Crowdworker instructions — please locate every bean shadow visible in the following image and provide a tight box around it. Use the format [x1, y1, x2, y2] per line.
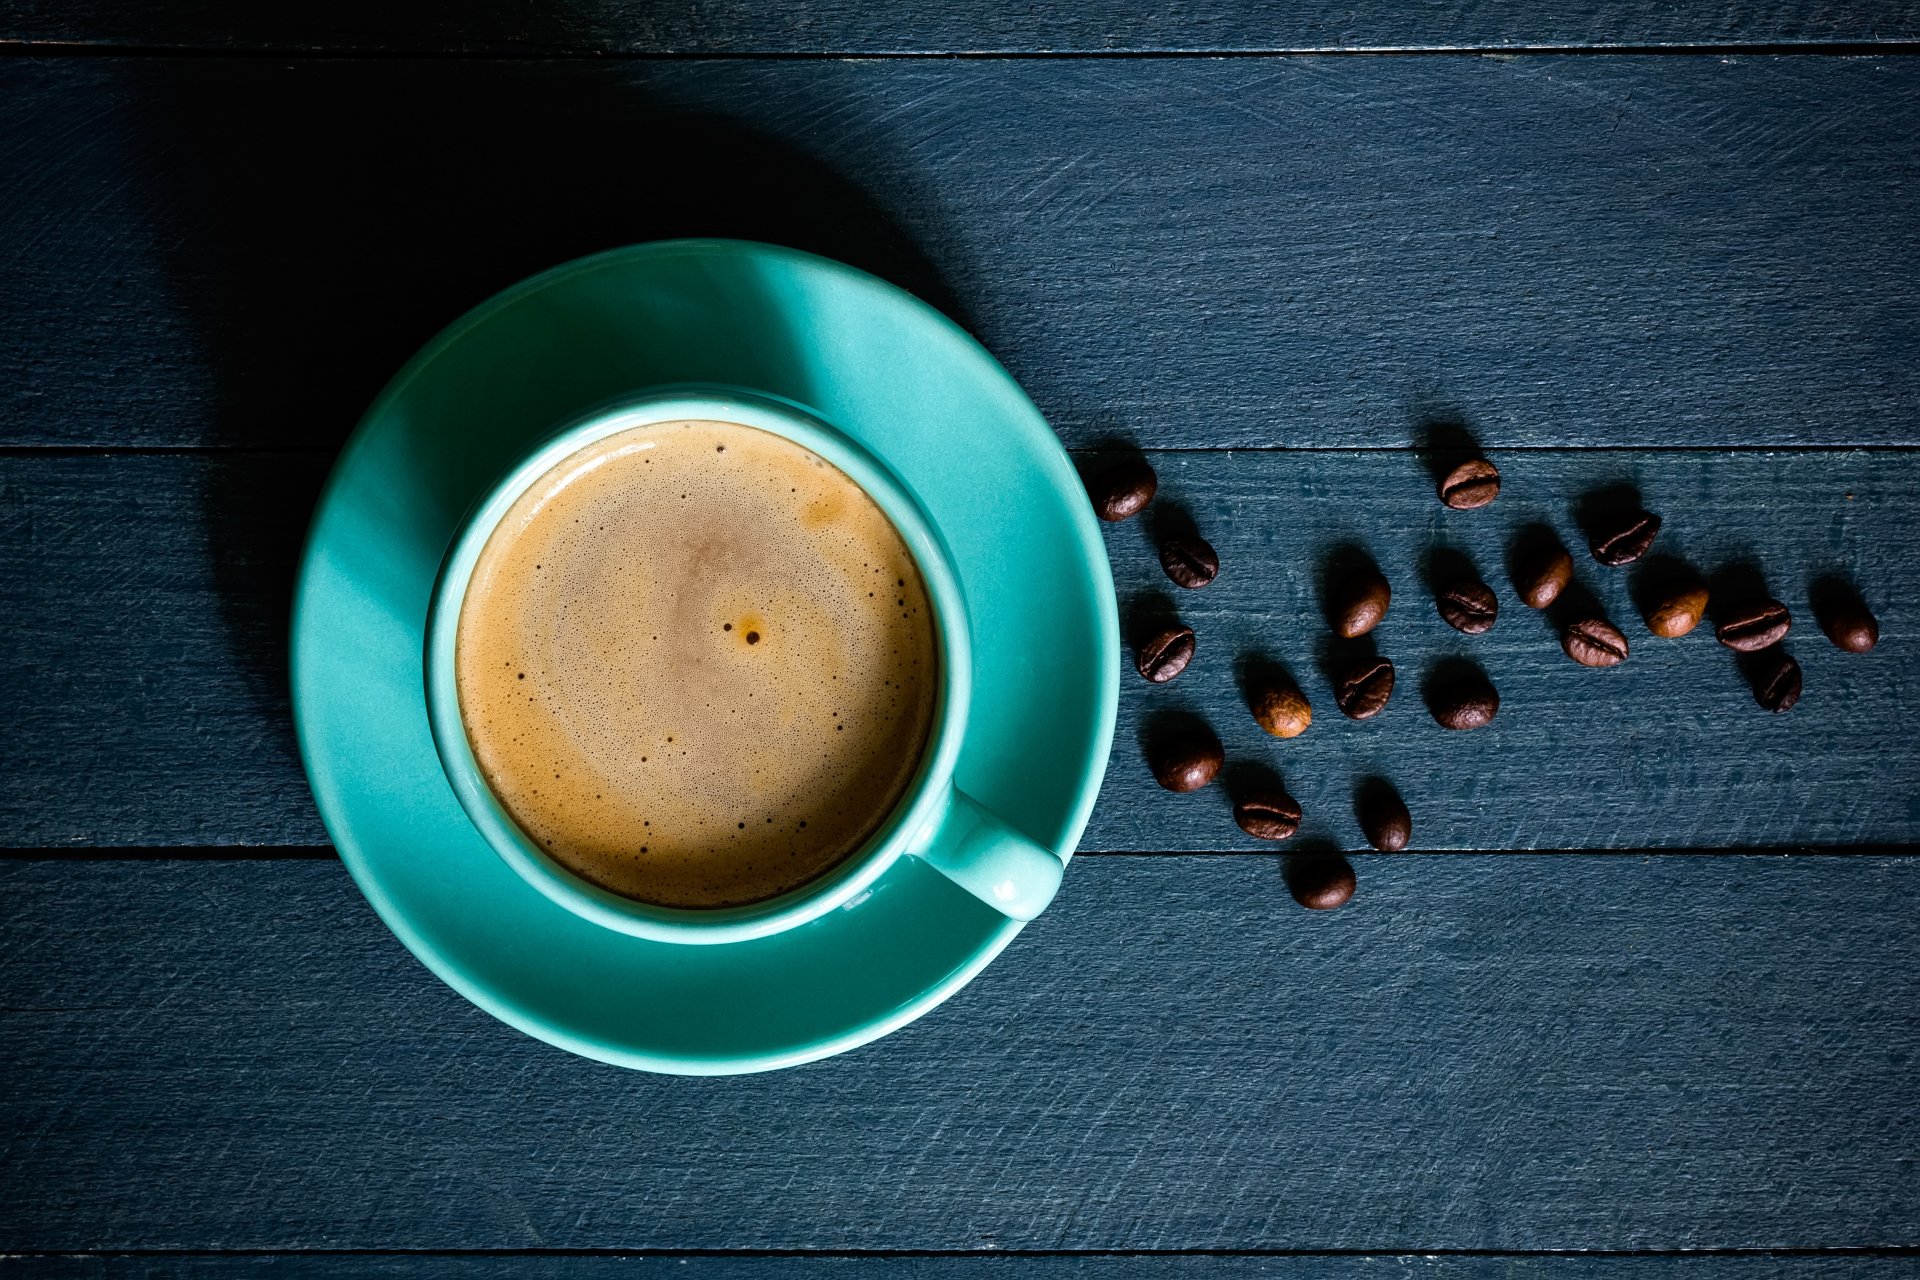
[1809, 571, 1871, 639]
[1317, 542, 1384, 634]
[138, 64, 969, 766]
[1572, 481, 1647, 555]
[1235, 650, 1307, 718]
[1411, 412, 1485, 492]
[1124, 589, 1187, 657]
[1353, 774, 1405, 835]
[1629, 553, 1707, 634]
[1504, 521, 1567, 610]
[1281, 838, 1351, 900]
[1421, 655, 1493, 722]
[1705, 558, 1774, 633]
[1221, 757, 1288, 806]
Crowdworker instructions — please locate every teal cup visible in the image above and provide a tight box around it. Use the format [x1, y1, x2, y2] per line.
[423, 387, 1067, 945]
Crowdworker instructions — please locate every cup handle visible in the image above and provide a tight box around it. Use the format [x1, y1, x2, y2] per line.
[911, 789, 1065, 922]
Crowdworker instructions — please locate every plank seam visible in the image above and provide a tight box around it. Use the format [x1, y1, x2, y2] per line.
[7, 1246, 1920, 1259]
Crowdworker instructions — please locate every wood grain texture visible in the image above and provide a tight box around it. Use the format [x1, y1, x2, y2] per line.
[2, 56, 1917, 451]
[6, 450, 1916, 851]
[2, 856, 1916, 1251]
[11, 1260, 1920, 1279]
[3, 0, 1918, 54]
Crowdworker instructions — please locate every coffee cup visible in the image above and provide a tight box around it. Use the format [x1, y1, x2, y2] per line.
[423, 387, 1066, 944]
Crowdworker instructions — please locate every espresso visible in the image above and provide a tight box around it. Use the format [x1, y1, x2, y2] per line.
[455, 419, 939, 909]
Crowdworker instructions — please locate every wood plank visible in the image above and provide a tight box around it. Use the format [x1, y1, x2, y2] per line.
[5, 449, 1916, 851]
[2, 55, 1917, 451]
[1, 0, 1913, 54]
[2, 856, 1915, 1250]
[9, 1258, 1920, 1278]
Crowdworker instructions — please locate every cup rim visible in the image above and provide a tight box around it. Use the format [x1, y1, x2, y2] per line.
[422, 385, 973, 945]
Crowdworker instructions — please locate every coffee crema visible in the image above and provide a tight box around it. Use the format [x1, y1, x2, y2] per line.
[454, 419, 939, 909]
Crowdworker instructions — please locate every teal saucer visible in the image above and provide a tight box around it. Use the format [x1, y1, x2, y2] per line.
[290, 240, 1118, 1074]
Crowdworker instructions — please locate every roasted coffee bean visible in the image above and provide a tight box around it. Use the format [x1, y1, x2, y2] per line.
[1159, 535, 1219, 589]
[1290, 857, 1356, 911]
[1588, 509, 1662, 566]
[1147, 725, 1223, 793]
[1085, 457, 1157, 522]
[1135, 625, 1196, 683]
[1513, 540, 1574, 609]
[1234, 788, 1302, 841]
[1249, 672, 1313, 739]
[1436, 579, 1499, 635]
[1821, 602, 1879, 654]
[1752, 649, 1803, 713]
[1645, 583, 1709, 638]
[1562, 618, 1629, 667]
[1429, 669, 1499, 730]
[1332, 655, 1395, 719]
[1716, 599, 1791, 652]
[1359, 788, 1412, 852]
[1438, 458, 1501, 510]
[1330, 568, 1391, 638]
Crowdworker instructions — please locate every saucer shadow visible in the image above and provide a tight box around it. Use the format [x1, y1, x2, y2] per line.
[142, 66, 972, 768]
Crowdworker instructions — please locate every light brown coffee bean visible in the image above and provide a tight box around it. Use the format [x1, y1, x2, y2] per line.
[1235, 789, 1302, 841]
[1135, 625, 1195, 683]
[1249, 673, 1312, 739]
[1439, 458, 1501, 510]
[1562, 618, 1629, 667]
[1330, 568, 1391, 638]
[1645, 584, 1709, 638]
[1159, 535, 1219, 589]
[1147, 725, 1223, 793]
[1290, 858, 1356, 910]
[1085, 458, 1157, 522]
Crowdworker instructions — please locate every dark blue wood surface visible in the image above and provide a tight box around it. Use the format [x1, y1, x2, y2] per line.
[2, 4, 1918, 1273]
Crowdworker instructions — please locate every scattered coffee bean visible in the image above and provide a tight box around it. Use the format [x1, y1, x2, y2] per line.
[1820, 601, 1879, 654]
[1135, 625, 1196, 683]
[1234, 788, 1302, 841]
[1716, 599, 1791, 652]
[1430, 668, 1500, 730]
[1249, 671, 1313, 739]
[1562, 618, 1629, 667]
[1751, 649, 1802, 713]
[1588, 509, 1662, 567]
[1359, 787, 1412, 852]
[1645, 582, 1709, 638]
[1332, 655, 1395, 719]
[1085, 457, 1156, 522]
[1290, 857, 1356, 911]
[1330, 567, 1391, 638]
[1160, 535, 1219, 589]
[1513, 540, 1574, 609]
[1436, 578, 1499, 635]
[1438, 458, 1500, 510]
[1147, 725, 1224, 793]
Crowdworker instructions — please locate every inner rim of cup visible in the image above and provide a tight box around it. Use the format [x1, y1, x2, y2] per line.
[423, 386, 973, 943]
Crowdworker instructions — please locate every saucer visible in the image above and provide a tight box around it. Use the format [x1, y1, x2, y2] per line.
[290, 240, 1118, 1074]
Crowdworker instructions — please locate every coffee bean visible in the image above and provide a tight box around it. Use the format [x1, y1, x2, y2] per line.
[1512, 540, 1574, 609]
[1429, 668, 1499, 730]
[1820, 602, 1879, 654]
[1562, 618, 1629, 667]
[1588, 509, 1661, 566]
[1438, 458, 1500, 510]
[1290, 857, 1356, 911]
[1135, 625, 1196, 683]
[1751, 648, 1803, 713]
[1249, 672, 1313, 739]
[1436, 578, 1499, 635]
[1330, 568, 1391, 638]
[1147, 725, 1223, 793]
[1085, 457, 1156, 522]
[1332, 655, 1395, 719]
[1234, 788, 1302, 841]
[1358, 788, 1412, 852]
[1159, 535, 1219, 589]
[1716, 599, 1791, 652]
[1645, 583, 1709, 638]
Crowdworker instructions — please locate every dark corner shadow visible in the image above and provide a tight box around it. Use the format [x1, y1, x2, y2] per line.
[1409, 404, 1483, 490]
[136, 61, 969, 742]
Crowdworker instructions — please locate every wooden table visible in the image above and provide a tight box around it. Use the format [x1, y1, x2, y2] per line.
[4, 3, 1918, 1273]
